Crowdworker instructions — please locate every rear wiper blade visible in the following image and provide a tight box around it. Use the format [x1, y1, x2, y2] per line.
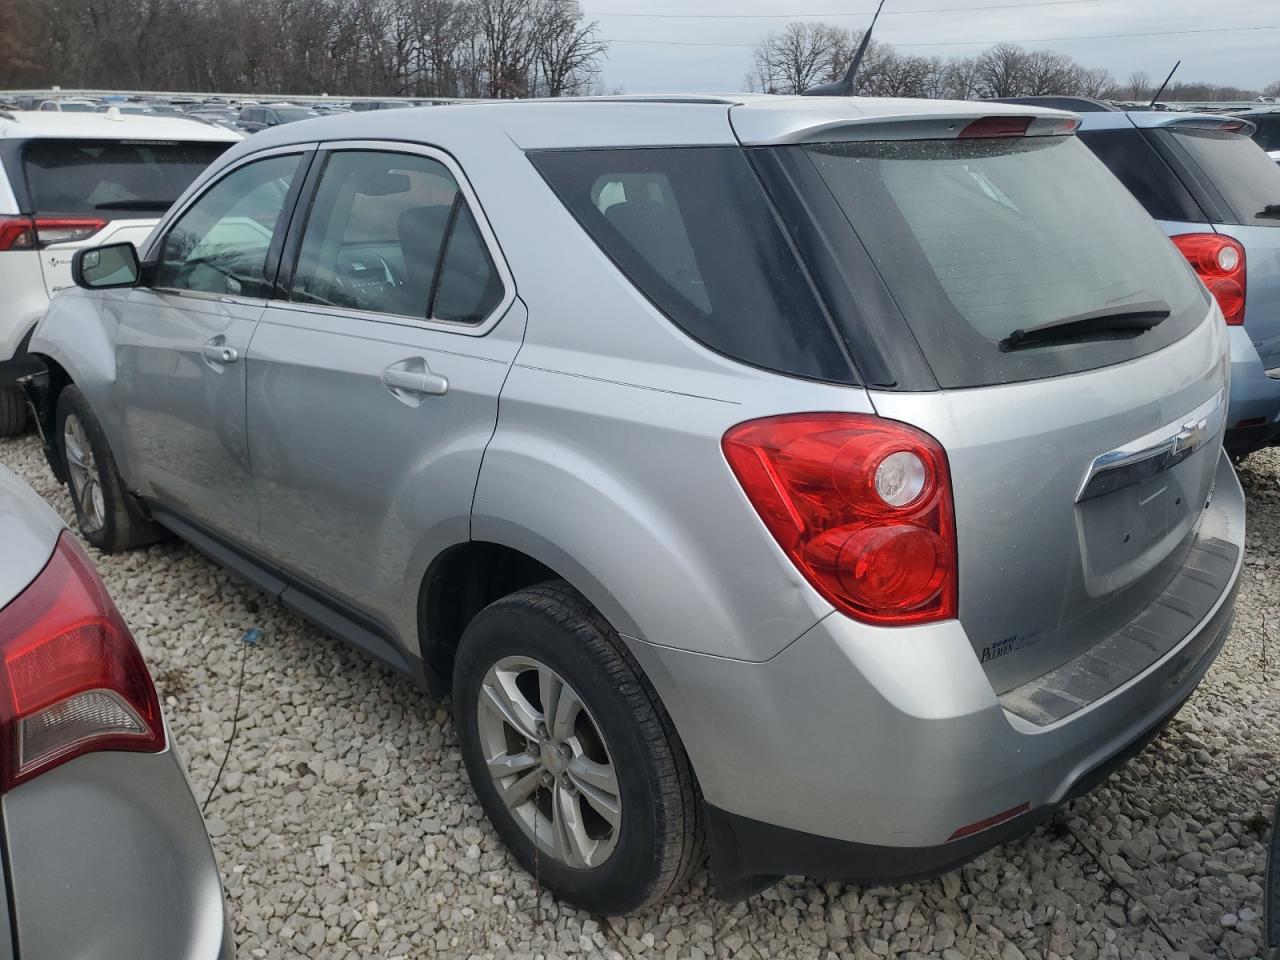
[999, 299, 1171, 353]
[94, 199, 174, 210]
[1256, 203, 1280, 219]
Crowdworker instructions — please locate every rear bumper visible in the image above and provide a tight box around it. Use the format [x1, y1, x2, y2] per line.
[1, 743, 233, 959]
[630, 450, 1245, 894]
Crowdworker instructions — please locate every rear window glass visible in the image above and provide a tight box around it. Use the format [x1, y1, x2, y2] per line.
[1158, 128, 1280, 228]
[530, 147, 853, 384]
[22, 139, 229, 218]
[1077, 128, 1205, 223]
[1249, 117, 1280, 153]
[799, 135, 1208, 389]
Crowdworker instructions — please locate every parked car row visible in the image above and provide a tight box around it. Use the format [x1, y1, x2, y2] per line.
[6, 94, 1257, 924]
[0, 93, 451, 136]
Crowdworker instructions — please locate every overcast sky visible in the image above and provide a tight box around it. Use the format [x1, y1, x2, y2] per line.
[582, 0, 1278, 94]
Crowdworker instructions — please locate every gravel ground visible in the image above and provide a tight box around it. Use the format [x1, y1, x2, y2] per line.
[3, 430, 1279, 960]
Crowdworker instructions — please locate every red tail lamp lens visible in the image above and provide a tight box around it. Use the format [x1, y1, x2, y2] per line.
[1172, 233, 1247, 325]
[0, 533, 163, 790]
[0, 216, 105, 251]
[723, 414, 958, 626]
[32, 217, 106, 246]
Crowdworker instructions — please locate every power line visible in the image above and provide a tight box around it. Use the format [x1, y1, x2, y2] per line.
[607, 22, 1280, 49]
[899, 22, 1280, 46]
[591, 0, 1098, 19]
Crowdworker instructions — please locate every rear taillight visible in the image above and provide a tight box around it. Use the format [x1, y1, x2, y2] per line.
[0, 216, 35, 251]
[1172, 233, 1246, 325]
[723, 414, 958, 626]
[0, 215, 105, 251]
[0, 532, 163, 790]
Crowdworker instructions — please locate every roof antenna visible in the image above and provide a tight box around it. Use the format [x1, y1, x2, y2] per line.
[803, 0, 888, 97]
[1148, 60, 1180, 109]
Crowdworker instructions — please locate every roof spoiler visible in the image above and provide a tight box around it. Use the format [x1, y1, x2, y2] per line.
[1161, 115, 1257, 136]
[733, 109, 1081, 146]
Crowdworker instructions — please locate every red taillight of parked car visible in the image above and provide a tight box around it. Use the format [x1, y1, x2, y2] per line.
[0, 215, 106, 251]
[1172, 233, 1246, 325]
[723, 414, 958, 626]
[0, 532, 163, 790]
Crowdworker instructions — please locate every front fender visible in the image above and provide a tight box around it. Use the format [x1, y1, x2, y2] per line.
[28, 289, 130, 479]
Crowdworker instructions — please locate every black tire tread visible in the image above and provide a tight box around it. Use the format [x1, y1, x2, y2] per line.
[464, 580, 704, 911]
[0, 386, 27, 437]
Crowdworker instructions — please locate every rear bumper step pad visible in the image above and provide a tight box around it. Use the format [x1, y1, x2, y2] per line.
[999, 536, 1239, 726]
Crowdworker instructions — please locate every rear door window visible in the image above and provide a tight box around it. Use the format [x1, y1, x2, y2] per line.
[1077, 128, 1206, 223]
[1156, 127, 1280, 227]
[531, 147, 853, 383]
[20, 139, 230, 219]
[794, 134, 1208, 389]
[290, 149, 503, 323]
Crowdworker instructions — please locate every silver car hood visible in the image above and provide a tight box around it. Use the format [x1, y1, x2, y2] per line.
[0, 465, 62, 610]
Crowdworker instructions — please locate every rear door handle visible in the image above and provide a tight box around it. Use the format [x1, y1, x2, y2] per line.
[201, 339, 239, 366]
[381, 363, 448, 397]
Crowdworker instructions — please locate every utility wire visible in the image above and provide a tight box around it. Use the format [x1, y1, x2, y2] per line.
[591, 0, 1098, 19]
[607, 22, 1280, 48]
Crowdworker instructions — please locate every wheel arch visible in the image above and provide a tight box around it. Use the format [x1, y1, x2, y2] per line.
[416, 537, 644, 694]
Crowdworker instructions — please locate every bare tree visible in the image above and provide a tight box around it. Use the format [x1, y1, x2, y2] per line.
[747, 22, 845, 95]
[943, 57, 982, 100]
[1125, 70, 1151, 101]
[532, 0, 606, 97]
[974, 43, 1029, 98]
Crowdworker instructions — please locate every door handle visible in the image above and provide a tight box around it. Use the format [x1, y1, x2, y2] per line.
[201, 340, 239, 365]
[381, 364, 448, 397]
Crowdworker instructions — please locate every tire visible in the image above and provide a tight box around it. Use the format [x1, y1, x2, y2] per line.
[0, 386, 27, 437]
[55, 385, 165, 553]
[453, 580, 702, 915]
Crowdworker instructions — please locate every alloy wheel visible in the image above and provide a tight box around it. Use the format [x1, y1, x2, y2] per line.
[475, 656, 622, 869]
[63, 414, 105, 532]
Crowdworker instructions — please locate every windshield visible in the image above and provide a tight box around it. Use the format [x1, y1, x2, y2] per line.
[275, 107, 318, 123]
[796, 134, 1208, 388]
[1159, 127, 1280, 227]
[22, 139, 231, 218]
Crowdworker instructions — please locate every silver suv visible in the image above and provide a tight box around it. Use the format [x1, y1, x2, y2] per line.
[22, 96, 1245, 914]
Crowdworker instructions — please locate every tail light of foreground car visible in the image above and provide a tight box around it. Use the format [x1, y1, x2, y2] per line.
[1172, 233, 1246, 325]
[723, 414, 958, 626]
[0, 215, 107, 251]
[0, 532, 163, 790]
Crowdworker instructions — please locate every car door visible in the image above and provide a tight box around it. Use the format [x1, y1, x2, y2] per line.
[114, 146, 312, 545]
[247, 142, 524, 628]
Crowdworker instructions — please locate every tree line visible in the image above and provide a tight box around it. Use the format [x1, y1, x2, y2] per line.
[2, 2, 1276, 105]
[0, 0, 608, 98]
[745, 22, 1280, 102]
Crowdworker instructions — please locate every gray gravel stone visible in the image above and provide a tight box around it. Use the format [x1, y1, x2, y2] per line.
[5, 433, 1279, 960]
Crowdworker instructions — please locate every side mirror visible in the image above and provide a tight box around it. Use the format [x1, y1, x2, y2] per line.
[73, 242, 141, 289]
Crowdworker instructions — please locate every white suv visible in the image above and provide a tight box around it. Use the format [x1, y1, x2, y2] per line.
[0, 110, 239, 434]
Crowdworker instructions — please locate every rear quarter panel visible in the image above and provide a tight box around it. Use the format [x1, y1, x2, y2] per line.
[459, 122, 867, 661]
[1213, 222, 1280, 371]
